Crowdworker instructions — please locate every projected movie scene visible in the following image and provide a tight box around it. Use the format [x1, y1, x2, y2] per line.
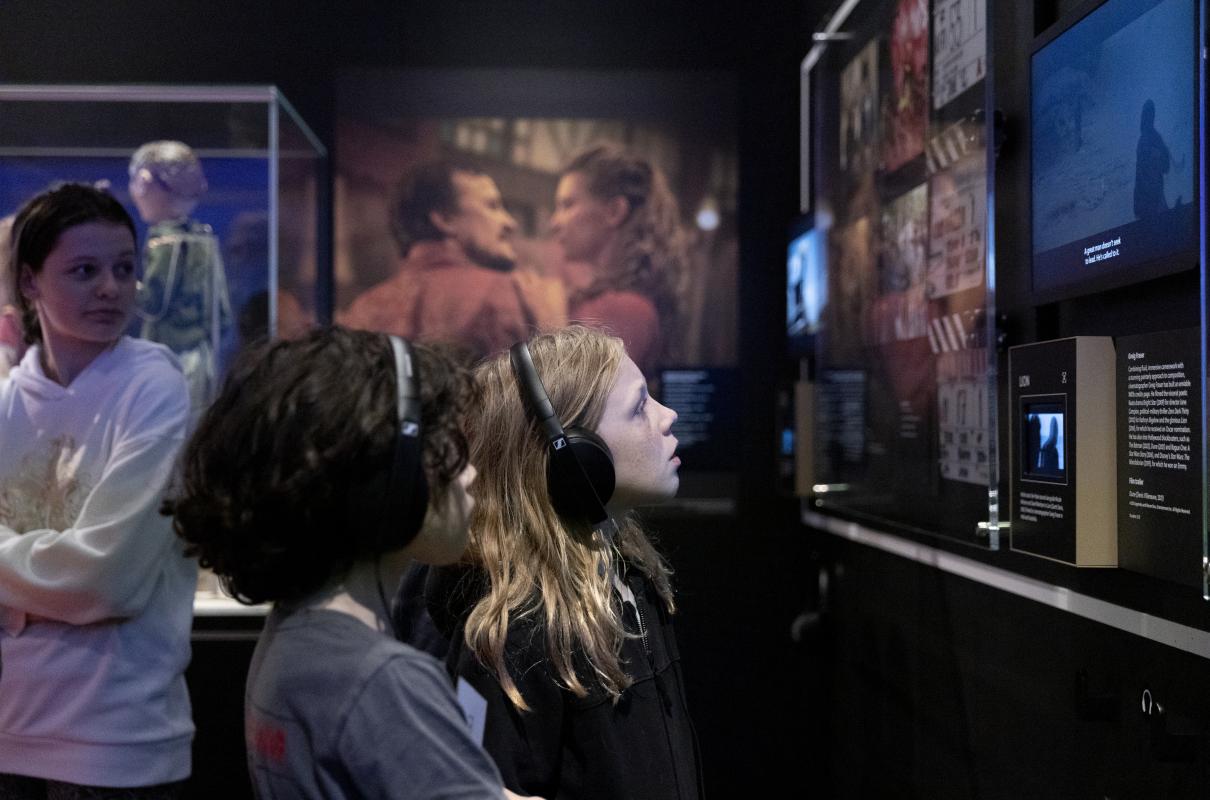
[1021, 398, 1067, 482]
[1031, 0, 1197, 297]
[333, 70, 738, 377]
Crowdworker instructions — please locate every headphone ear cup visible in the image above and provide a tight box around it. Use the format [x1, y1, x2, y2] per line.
[379, 335, 429, 555]
[395, 467, 429, 550]
[546, 427, 615, 521]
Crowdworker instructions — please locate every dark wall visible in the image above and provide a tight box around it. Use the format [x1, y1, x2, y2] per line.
[814, 530, 1210, 799]
[0, 2, 338, 141]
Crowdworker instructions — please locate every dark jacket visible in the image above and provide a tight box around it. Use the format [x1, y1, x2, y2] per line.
[423, 563, 704, 800]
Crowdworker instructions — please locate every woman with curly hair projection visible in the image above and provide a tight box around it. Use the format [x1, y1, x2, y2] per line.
[0, 183, 194, 796]
[549, 144, 690, 373]
[431, 325, 702, 800]
[169, 326, 540, 800]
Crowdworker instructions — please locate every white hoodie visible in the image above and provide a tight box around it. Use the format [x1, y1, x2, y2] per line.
[0, 336, 196, 787]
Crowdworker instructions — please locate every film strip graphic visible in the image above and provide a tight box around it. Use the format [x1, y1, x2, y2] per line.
[926, 118, 983, 175]
[927, 307, 984, 354]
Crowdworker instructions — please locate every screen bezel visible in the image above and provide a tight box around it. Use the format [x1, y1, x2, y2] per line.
[1027, 0, 1201, 304]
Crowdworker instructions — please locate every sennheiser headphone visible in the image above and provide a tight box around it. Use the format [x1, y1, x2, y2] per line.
[509, 340, 615, 526]
[384, 335, 429, 551]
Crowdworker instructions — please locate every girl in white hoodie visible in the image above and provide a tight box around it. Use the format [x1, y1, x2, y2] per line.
[0, 183, 194, 797]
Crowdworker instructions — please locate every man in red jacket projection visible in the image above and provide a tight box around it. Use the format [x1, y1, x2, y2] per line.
[340, 159, 564, 360]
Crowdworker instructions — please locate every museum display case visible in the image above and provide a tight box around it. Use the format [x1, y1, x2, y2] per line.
[0, 84, 327, 368]
[0, 84, 327, 614]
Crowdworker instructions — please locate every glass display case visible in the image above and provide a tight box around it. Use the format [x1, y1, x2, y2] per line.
[0, 84, 327, 611]
[0, 84, 327, 371]
[799, 0, 1000, 547]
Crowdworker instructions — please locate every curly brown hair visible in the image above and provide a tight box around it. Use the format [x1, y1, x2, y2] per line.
[166, 326, 476, 605]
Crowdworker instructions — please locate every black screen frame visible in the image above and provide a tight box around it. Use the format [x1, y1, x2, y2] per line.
[1027, 0, 1202, 304]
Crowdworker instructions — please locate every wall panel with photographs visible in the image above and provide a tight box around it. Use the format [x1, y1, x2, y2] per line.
[802, 0, 1210, 600]
[800, 0, 997, 545]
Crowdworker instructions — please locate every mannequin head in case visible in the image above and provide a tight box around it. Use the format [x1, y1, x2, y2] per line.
[128, 140, 208, 224]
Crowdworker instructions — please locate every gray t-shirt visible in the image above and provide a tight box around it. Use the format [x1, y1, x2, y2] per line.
[246, 606, 504, 799]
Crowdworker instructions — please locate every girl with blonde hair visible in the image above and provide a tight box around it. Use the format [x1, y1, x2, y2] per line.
[434, 325, 702, 800]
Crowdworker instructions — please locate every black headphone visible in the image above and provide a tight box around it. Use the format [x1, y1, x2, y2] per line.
[510, 340, 615, 526]
[382, 335, 429, 551]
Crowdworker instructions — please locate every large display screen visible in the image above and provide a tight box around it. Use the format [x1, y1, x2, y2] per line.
[1031, 0, 1198, 299]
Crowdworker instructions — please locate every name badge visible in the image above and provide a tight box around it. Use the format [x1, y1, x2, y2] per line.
[456, 677, 488, 745]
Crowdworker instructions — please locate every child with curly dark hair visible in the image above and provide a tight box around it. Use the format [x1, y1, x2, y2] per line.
[169, 326, 540, 800]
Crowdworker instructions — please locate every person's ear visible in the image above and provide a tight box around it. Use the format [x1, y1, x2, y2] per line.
[603, 195, 630, 229]
[428, 208, 459, 237]
[18, 264, 38, 302]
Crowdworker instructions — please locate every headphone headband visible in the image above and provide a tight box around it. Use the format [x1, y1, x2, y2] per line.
[509, 342, 567, 446]
[385, 335, 428, 549]
[390, 336, 422, 438]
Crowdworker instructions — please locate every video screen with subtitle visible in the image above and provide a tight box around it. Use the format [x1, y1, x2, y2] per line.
[1031, 0, 1197, 298]
[1022, 399, 1067, 482]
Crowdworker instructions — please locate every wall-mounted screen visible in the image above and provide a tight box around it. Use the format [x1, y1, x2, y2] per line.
[1021, 397, 1067, 482]
[786, 218, 827, 357]
[1031, 0, 1198, 299]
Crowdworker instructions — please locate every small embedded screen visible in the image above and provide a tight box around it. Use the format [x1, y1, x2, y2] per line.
[1022, 400, 1067, 481]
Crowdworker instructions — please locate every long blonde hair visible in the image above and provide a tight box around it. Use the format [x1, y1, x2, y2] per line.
[463, 326, 674, 710]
